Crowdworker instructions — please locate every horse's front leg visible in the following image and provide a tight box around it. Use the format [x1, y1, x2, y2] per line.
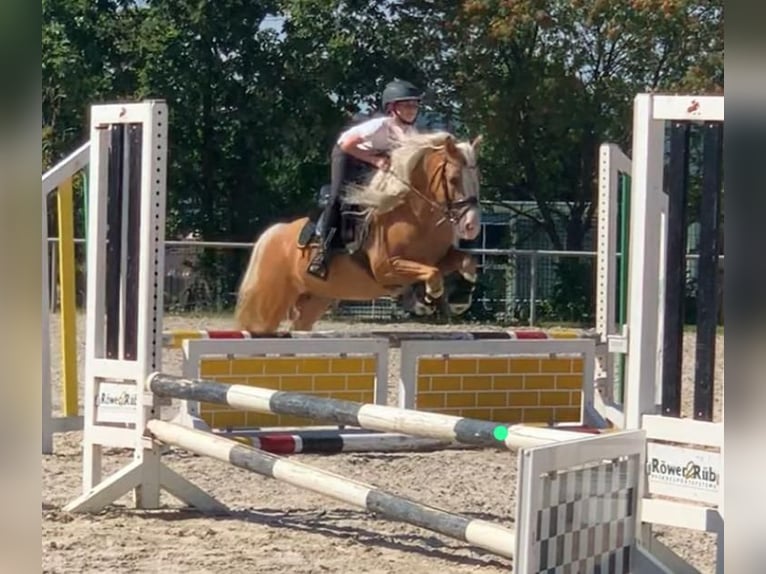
[374, 257, 445, 301]
[436, 248, 479, 316]
[436, 247, 478, 282]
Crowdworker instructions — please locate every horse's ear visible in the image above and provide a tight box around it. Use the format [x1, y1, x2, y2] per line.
[444, 134, 459, 158]
[471, 135, 483, 151]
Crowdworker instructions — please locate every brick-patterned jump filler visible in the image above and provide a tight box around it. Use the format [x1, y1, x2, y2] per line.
[177, 336, 602, 434]
[411, 354, 583, 422]
[399, 338, 598, 426]
[180, 338, 390, 432]
[195, 354, 379, 429]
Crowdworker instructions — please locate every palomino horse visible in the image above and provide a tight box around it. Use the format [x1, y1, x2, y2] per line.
[234, 131, 482, 333]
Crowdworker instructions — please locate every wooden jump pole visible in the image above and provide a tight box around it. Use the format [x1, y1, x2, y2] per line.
[161, 328, 591, 349]
[225, 429, 462, 454]
[148, 373, 583, 449]
[146, 419, 516, 559]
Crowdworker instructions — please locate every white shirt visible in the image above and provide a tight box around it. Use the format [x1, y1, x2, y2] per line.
[337, 116, 418, 152]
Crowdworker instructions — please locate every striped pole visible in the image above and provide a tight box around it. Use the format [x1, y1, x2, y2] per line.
[227, 429, 460, 454]
[148, 373, 582, 449]
[161, 327, 592, 348]
[146, 420, 515, 559]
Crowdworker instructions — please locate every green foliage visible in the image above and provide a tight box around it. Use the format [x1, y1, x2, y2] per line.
[546, 258, 594, 324]
[42, 0, 723, 319]
[436, 0, 721, 251]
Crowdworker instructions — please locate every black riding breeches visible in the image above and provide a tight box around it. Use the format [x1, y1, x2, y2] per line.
[329, 144, 348, 206]
[329, 144, 378, 204]
[323, 144, 368, 228]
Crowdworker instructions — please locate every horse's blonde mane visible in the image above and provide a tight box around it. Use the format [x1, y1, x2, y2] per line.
[343, 131, 456, 213]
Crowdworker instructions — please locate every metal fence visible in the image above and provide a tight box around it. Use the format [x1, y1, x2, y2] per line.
[46, 238, 720, 326]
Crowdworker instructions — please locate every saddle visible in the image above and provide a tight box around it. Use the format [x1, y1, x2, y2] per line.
[297, 184, 370, 254]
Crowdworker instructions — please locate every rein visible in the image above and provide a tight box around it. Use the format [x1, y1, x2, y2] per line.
[382, 152, 478, 227]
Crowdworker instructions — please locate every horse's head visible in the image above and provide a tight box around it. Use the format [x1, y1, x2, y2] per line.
[431, 134, 482, 241]
[343, 131, 483, 241]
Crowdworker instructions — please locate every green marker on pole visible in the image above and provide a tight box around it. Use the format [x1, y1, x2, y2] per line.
[493, 425, 509, 442]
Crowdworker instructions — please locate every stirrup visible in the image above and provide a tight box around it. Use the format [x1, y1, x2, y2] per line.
[307, 252, 329, 279]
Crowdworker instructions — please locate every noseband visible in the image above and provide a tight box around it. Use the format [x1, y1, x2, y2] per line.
[432, 157, 479, 226]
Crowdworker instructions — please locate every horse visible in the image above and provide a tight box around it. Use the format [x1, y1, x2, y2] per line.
[234, 131, 483, 333]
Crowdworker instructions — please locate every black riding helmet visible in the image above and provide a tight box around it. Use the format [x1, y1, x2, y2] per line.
[381, 79, 423, 124]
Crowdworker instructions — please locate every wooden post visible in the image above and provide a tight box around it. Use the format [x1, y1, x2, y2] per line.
[56, 177, 79, 416]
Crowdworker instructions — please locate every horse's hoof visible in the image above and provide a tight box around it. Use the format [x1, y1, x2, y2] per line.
[410, 300, 437, 316]
[425, 286, 444, 301]
[448, 299, 473, 316]
[459, 269, 477, 283]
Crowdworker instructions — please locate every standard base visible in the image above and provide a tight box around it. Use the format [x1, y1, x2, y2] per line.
[64, 458, 227, 514]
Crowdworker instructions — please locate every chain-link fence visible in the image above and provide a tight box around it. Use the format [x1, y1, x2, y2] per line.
[47, 235, 723, 327]
[46, 238, 602, 326]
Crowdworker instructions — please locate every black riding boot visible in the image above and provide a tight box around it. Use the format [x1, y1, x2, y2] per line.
[307, 200, 339, 279]
[307, 145, 348, 279]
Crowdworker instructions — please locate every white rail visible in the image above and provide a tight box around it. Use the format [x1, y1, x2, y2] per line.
[42, 141, 90, 196]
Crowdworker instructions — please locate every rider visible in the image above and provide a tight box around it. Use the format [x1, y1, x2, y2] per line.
[307, 78, 424, 279]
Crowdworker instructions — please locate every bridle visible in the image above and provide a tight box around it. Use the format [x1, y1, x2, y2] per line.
[430, 157, 479, 226]
[384, 150, 479, 227]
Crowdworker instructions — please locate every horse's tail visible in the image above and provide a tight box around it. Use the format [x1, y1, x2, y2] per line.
[234, 223, 282, 331]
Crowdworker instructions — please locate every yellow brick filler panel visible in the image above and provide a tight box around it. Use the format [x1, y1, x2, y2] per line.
[197, 355, 377, 429]
[415, 355, 585, 424]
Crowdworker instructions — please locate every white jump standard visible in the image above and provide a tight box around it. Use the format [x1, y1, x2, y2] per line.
[148, 373, 585, 449]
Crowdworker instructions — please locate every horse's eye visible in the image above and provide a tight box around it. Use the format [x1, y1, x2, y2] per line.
[449, 176, 460, 186]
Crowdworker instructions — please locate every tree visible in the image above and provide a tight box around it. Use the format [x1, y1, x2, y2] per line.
[43, 0, 142, 167]
[42, 0, 723, 315]
[392, 0, 723, 250]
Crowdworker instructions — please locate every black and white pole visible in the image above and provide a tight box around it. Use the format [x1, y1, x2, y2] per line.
[148, 373, 581, 449]
[146, 419, 515, 559]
